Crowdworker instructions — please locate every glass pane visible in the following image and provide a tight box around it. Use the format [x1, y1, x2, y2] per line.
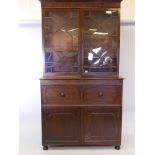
[83, 10, 119, 73]
[44, 11, 79, 73]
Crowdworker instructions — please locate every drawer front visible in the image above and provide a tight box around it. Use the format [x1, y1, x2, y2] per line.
[41, 85, 81, 104]
[83, 85, 122, 104]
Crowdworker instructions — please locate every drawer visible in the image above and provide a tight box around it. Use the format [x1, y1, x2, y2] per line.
[41, 85, 81, 104]
[83, 85, 122, 104]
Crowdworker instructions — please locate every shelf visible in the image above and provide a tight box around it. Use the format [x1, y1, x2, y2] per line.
[46, 65, 79, 68]
[44, 16, 77, 19]
[84, 66, 116, 69]
[83, 34, 118, 37]
[84, 56, 116, 59]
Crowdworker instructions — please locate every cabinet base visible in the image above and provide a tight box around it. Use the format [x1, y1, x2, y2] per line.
[43, 145, 48, 150]
[115, 145, 120, 150]
[42, 145, 121, 150]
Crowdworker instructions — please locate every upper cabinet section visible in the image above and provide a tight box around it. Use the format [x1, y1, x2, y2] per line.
[41, 0, 121, 77]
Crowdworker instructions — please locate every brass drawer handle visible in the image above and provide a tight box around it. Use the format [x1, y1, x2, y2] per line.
[98, 91, 103, 97]
[59, 92, 66, 97]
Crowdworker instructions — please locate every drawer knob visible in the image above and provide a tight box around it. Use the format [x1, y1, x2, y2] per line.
[98, 92, 103, 97]
[60, 92, 66, 97]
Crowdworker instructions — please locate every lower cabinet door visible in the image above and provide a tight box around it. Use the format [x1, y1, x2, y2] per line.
[84, 107, 122, 145]
[42, 107, 81, 145]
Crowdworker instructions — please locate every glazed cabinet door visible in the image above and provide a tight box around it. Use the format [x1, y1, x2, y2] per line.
[43, 10, 80, 74]
[84, 107, 122, 145]
[42, 107, 82, 145]
[82, 10, 120, 76]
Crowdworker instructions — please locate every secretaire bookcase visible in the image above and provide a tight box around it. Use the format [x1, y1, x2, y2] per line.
[38, 0, 124, 150]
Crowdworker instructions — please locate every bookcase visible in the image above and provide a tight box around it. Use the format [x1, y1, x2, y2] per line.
[39, 0, 123, 150]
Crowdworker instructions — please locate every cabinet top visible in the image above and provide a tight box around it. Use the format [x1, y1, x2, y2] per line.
[39, 0, 122, 2]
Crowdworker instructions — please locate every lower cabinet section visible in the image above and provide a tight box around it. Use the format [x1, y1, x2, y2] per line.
[42, 106, 122, 147]
[41, 78, 123, 149]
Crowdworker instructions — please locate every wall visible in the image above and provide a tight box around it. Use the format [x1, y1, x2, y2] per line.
[120, 25, 135, 138]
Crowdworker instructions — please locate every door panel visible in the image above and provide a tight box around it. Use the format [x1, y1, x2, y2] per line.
[84, 107, 121, 144]
[42, 107, 81, 144]
[82, 10, 120, 75]
[43, 10, 79, 73]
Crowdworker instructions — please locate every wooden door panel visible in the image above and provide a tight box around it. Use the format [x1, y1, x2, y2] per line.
[42, 107, 81, 144]
[84, 107, 121, 144]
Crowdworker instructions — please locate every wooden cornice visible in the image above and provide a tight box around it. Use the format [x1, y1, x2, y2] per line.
[39, 0, 122, 2]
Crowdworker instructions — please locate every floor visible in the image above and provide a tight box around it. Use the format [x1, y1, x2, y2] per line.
[19, 131, 134, 155]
